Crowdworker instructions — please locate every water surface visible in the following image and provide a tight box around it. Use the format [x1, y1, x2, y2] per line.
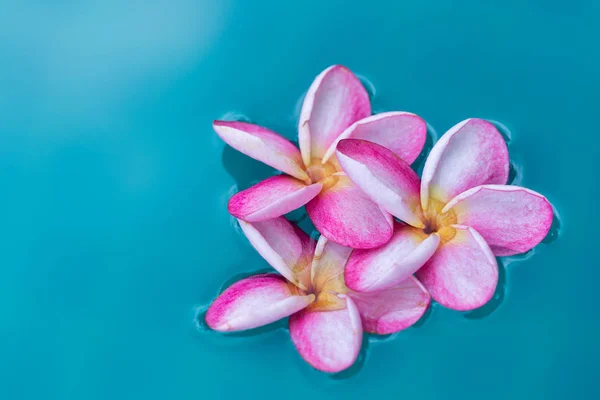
[1, 1, 598, 399]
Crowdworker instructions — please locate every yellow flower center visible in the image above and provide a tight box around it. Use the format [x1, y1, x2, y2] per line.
[421, 198, 457, 243]
[287, 243, 349, 313]
[305, 158, 338, 190]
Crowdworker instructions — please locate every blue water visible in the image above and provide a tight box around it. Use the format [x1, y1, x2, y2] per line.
[1, 1, 598, 399]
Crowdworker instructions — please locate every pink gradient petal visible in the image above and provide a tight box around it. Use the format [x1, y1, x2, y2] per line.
[323, 112, 427, 164]
[443, 185, 553, 256]
[298, 65, 371, 165]
[206, 274, 314, 332]
[350, 276, 430, 334]
[306, 176, 393, 249]
[289, 295, 363, 373]
[345, 223, 439, 293]
[416, 225, 498, 311]
[213, 120, 308, 181]
[336, 139, 425, 228]
[229, 175, 322, 222]
[420, 118, 509, 210]
[238, 217, 316, 289]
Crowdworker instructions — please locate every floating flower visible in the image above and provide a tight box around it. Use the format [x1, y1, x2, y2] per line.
[205, 217, 430, 372]
[336, 119, 554, 310]
[213, 65, 427, 249]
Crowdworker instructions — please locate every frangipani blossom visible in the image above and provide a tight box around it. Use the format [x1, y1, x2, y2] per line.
[336, 118, 553, 311]
[213, 65, 427, 249]
[205, 217, 430, 373]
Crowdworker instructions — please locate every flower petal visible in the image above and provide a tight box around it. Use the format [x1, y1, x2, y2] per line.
[416, 225, 498, 311]
[214, 121, 309, 181]
[420, 118, 509, 210]
[206, 274, 315, 332]
[345, 223, 439, 292]
[238, 217, 316, 289]
[443, 185, 553, 256]
[336, 139, 425, 227]
[305, 175, 393, 249]
[323, 112, 427, 164]
[289, 295, 363, 373]
[349, 276, 430, 334]
[298, 65, 371, 165]
[229, 175, 322, 222]
[311, 235, 352, 293]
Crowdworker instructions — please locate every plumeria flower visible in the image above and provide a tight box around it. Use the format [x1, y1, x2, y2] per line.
[336, 119, 554, 311]
[205, 216, 430, 373]
[213, 65, 427, 249]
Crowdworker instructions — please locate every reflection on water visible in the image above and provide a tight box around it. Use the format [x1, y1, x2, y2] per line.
[1, 0, 230, 123]
[357, 74, 377, 101]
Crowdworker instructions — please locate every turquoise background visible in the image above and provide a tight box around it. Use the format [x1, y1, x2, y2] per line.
[1, 1, 598, 399]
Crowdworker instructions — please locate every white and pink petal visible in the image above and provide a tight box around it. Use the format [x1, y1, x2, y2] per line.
[213, 120, 308, 181]
[350, 276, 430, 334]
[229, 175, 322, 222]
[344, 223, 439, 293]
[238, 217, 316, 289]
[416, 225, 498, 311]
[323, 112, 427, 164]
[206, 274, 314, 332]
[443, 185, 553, 256]
[306, 176, 393, 249]
[420, 118, 509, 210]
[289, 295, 363, 373]
[298, 65, 371, 165]
[336, 139, 425, 227]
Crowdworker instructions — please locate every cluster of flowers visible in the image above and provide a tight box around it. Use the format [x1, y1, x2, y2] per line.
[205, 66, 553, 373]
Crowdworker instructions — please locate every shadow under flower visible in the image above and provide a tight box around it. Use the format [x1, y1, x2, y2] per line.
[221, 144, 274, 191]
[542, 210, 561, 245]
[490, 119, 512, 144]
[412, 299, 434, 328]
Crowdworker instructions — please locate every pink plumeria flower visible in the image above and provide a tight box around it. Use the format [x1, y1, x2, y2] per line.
[205, 216, 430, 373]
[336, 119, 554, 311]
[213, 65, 427, 249]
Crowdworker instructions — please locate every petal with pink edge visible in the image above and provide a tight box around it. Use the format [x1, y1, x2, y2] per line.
[206, 274, 314, 332]
[213, 121, 308, 181]
[443, 185, 553, 256]
[238, 217, 316, 289]
[298, 65, 371, 165]
[336, 139, 425, 227]
[416, 225, 498, 311]
[350, 276, 430, 334]
[323, 112, 427, 164]
[420, 118, 509, 210]
[229, 175, 322, 222]
[289, 295, 363, 373]
[345, 223, 439, 292]
[306, 176, 393, 249]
